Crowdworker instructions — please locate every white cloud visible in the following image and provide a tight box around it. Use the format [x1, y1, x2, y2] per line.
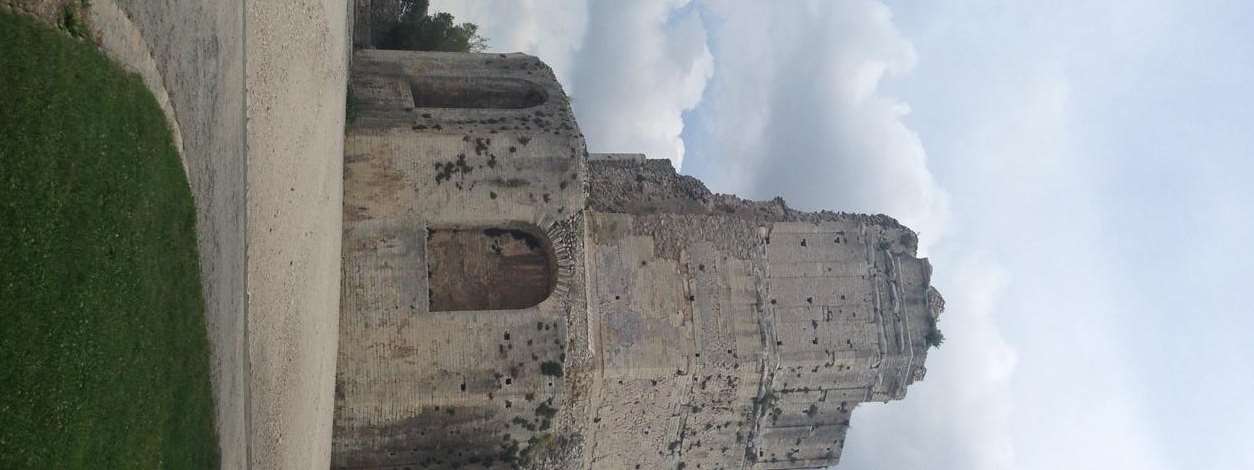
[885, 18, 1175, 468]
[565, 0, 713, 167]
[684, 0, 949, 252]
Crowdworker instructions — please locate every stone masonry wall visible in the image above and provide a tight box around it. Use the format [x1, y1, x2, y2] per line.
[571, 158, 942, 469]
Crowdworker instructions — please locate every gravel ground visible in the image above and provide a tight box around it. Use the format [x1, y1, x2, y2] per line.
[243, 0, 346, 468]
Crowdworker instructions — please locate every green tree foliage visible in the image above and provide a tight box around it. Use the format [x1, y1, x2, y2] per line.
[924, 328, 945, 348]
[924, 315, 945, 348]
[382, 0, 487, 52]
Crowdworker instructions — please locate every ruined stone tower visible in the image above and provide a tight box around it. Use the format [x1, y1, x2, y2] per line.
[334, 49, 944, 469]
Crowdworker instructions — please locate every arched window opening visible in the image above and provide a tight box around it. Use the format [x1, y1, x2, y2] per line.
[427, 225, 556, 311]
[410, 76, 547, 109]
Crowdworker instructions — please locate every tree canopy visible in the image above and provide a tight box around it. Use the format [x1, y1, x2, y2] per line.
[381, 0, 487, 52]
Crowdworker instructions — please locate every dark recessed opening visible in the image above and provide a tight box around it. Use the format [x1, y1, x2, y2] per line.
[410, 76, 547, 109]
[427, 224, 556, 312]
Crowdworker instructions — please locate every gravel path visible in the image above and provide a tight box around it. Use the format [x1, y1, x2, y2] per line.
[243, 0, 346, 468]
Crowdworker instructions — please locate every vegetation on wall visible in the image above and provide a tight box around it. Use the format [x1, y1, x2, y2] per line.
[540, 360, 563, 377]
[381, 0, 487, 52]
[924, 315, 945, 348]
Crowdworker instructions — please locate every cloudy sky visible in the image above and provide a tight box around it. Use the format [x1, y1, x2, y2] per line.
[432, 1, 1254, 468]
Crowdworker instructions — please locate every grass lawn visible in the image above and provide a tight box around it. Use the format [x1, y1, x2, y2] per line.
[0, 12, 219, 469]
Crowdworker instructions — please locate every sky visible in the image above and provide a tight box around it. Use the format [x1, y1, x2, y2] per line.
[431, 1, 1254, 468]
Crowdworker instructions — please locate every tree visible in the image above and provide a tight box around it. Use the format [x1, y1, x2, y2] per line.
[380, 0, 488, 52]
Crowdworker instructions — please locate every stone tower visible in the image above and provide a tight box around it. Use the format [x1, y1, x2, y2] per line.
[334, 49, 944, 469]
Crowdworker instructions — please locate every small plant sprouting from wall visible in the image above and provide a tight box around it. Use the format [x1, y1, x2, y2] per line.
[540, 360, 563, 377]
[924, 315, 945, 348]
[534, 399, 558, 431]
[345, 86, 361, 124]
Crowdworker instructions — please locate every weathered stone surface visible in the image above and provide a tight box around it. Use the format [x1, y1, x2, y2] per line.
[335, 49, 588, 469]
[335, 50, 943, 470]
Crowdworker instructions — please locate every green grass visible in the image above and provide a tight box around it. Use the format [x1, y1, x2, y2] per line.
[0, 13, 219, 469]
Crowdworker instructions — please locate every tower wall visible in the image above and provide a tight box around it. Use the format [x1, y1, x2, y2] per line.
[578, 159, 941, 469]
